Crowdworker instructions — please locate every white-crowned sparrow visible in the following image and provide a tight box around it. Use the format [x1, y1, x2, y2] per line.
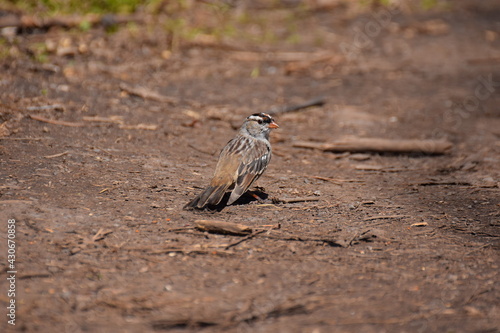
[185, 112, 279, 209]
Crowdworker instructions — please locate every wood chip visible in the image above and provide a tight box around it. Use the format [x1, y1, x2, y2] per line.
[411, 222, 428, 227]
[293, 138, 453, 155]
[194, 220, 252, 236]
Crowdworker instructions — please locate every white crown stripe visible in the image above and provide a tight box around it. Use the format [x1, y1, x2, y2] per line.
[248, 115, 264, 121]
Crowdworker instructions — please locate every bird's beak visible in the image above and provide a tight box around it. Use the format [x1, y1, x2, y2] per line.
[268, 121, 279, 129]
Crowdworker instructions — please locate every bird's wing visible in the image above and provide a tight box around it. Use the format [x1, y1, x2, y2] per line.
[227, 139, 271, 205]
[210, 137, 246, 187]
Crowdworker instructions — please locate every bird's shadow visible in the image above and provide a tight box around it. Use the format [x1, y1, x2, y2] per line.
[206, 188, 268, 212]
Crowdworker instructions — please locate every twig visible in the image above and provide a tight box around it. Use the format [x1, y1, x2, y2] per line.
[254, 203, 283, 210]
[166, 227, 196, 232]
[293, 138, 453, 155]
[354, 165, 406, 172]
[266, 96, 326, 115]
[82, 115, 123, 124]
[0, 137, 45, 141]
[0, 200, 33, 204]
[44, 151, 69, 159]
[262, 234, 345, 247]
[363, 215, 409, 221]
[273, 197, 320, 204]
[257, 224, 281, 229]
[308, 176, 342, 185]
[92, 228, 113, 242]
[18, 273, 51, 280]
[29, 114, 84, 127]
[24, 220, 49, 233]
[187, 143, 217, 155]
[118, 123, 158, 130]
[126, 246, 234, 256]
[309, 176, 364, 183]
[225, 229, 267, 249]
[26, 104, 65, 112]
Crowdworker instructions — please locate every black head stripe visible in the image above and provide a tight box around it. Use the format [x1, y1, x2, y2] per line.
[249, 113, 274, 124]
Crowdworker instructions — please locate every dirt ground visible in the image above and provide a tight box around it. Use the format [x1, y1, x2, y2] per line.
[1, 1, 499, 332]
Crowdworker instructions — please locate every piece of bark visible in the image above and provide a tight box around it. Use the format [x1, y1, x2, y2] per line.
[195, 220, 252, 236]
[293, 138, 452, 155]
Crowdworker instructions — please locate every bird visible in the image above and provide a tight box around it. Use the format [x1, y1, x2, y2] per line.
[184, 112, 279, 209]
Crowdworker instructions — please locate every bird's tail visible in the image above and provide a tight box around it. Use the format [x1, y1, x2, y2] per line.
[183, 185, 229, 209]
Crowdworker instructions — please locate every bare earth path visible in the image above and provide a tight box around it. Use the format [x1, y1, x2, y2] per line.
[1, 1, 499, 332]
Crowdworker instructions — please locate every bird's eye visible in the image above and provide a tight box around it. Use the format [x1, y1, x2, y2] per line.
[258, 119, 263, 124]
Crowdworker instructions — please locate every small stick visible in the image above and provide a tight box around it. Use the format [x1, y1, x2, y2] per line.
[308, 176, 343, 185]
[118, 123, 158, 130]
[274, 197, 320, 204]
[29, 114, 84, 127]
[363, 215, 409, 221]
[187, 143, 217, 155]
[18, 273, 51, 280]
[44, 151, 69, 159]
[263, 234, 344, 247]
[0, 200, 33, 204]
[82, 116, 123, 124]
[267, 96, 326, 115]
[0, 137, 45, 141]
[166, 227, 196, 233]
[258, 224, 281, 229]
[225, 229, 267, 250]
[126, 246, 234, 256]
[309, 175, 364, 183]
[91, 228, 113, 242]
[26, 104, 65, 112]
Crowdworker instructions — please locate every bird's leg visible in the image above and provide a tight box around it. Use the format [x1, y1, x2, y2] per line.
[248, 187, 268, 202]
